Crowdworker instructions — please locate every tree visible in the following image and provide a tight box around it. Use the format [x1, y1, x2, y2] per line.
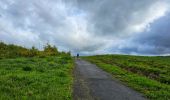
[29, 46, 38, 57]
[43, 43, 59, 56]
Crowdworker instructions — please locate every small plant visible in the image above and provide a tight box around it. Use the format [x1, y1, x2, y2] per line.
[58, 71, 67, 77]
[23, 66, 32, 71]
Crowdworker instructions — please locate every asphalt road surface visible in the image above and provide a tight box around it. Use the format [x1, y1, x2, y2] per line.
[73, 59, 146, 100]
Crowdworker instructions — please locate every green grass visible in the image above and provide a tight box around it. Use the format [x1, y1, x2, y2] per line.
[82, 55, 170, 100]
[0, 56, 74, 100]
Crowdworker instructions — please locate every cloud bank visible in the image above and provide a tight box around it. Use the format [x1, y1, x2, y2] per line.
[0, 0, 170, 55]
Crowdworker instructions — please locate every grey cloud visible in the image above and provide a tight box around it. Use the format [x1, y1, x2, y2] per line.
[109, 12, 170, 55]
[133, 13, 170, 55]
[0, 0, 170, 55]
[75, 0, 169, 37]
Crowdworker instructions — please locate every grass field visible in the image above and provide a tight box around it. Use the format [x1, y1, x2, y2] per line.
[0, 56, 74, 100]
[83, 55, 170, 100]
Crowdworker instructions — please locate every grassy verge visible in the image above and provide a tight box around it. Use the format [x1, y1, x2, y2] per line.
[83, 55, 170, 100]
[0, 56, 74, 100]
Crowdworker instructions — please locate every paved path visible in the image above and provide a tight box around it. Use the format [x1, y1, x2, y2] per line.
[73, 59, 146, 100]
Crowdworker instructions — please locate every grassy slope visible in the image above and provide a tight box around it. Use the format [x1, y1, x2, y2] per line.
[0, 56, 74, 100]
[83, 55, 170, 100]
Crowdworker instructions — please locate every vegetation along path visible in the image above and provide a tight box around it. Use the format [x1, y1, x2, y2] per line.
[73, 59, 146, 100]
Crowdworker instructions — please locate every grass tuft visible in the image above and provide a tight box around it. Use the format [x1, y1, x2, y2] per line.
[23, 66, 32, 71]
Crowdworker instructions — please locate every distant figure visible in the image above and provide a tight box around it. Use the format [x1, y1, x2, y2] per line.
[77, 53, 79, 58]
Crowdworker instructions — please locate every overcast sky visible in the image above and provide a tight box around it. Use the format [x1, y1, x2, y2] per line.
[0, 0, 170, 55]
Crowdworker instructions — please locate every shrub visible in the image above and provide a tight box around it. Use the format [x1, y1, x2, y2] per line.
[0, 42, 72, 58]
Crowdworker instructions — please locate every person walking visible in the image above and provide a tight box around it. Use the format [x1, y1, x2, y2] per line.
[77, 53, 79, 58]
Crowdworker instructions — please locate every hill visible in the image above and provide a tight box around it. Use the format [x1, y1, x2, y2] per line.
[0, 42, 73, 99]
[83, 55, 170, 100]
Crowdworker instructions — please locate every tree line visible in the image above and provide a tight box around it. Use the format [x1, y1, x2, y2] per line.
[0, 42, 71, 58]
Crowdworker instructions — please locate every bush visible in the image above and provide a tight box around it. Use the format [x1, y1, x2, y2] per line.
[0, 42, 72, 58]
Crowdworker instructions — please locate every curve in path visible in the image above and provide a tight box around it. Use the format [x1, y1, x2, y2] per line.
[73, 59, 147, 100]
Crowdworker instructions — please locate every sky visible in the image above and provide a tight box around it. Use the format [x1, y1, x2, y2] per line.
[0, 0, 170, 55]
